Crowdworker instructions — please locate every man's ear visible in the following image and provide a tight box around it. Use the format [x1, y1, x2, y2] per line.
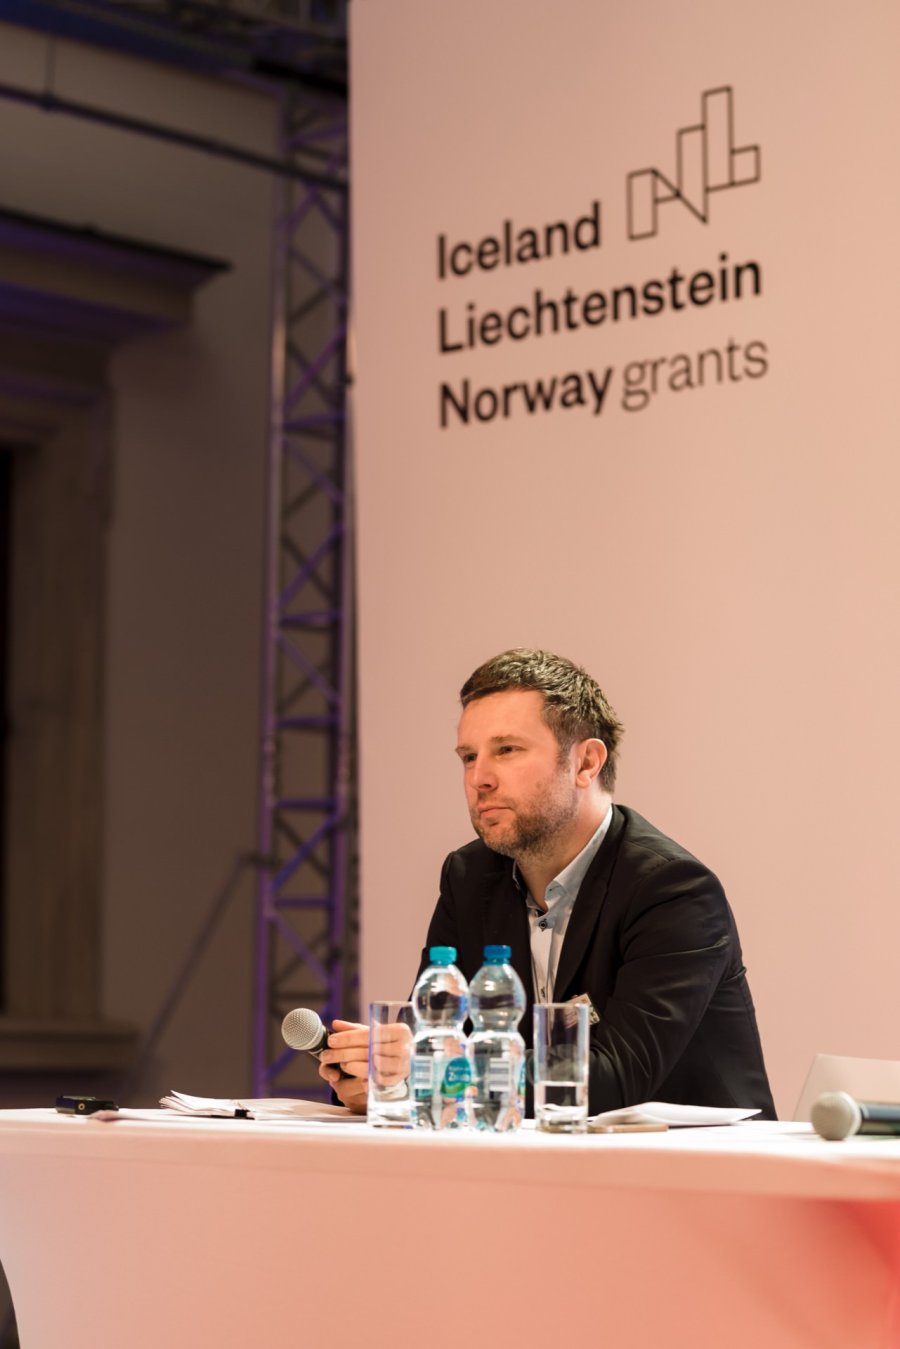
[574, 738, 607, 788]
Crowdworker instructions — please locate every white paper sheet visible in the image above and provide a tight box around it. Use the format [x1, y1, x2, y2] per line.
[588, 1102, 761, 1128]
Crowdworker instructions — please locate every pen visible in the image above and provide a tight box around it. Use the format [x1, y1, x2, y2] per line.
[588, 1122, 669, 1134]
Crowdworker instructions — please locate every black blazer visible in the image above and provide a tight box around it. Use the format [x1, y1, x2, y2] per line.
[418, 804, 776, 1118]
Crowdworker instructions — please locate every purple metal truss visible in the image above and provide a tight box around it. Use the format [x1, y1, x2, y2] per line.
[253, 88, 354, 1098]
[0, 0, 353, 1106]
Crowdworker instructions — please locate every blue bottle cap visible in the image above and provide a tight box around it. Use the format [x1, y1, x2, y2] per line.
[429, 945, 457, 965]
[483, 944, 511, 963]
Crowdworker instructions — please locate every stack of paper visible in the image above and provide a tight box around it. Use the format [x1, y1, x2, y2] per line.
[588, 1102, 761, 1128]
[159, 1090, 352, 1121]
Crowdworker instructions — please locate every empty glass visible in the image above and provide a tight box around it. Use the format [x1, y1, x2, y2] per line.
[367, 1000, 415, 1128]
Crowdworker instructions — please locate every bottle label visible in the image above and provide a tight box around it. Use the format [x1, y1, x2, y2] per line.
[487, 1059, 513, 1095]
[412, 1057, 435, 1096]
[441, 1056, 472, 1099]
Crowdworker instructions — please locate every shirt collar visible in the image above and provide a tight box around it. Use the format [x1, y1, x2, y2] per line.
[516, 804, 613, 912]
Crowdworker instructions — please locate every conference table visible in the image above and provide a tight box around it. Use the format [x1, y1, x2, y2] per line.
[0, 1107, 899, 1348]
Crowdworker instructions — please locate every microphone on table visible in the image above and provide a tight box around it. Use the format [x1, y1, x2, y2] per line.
[811, 1091, 900, 1140]
[281, 1007, 351, 1079]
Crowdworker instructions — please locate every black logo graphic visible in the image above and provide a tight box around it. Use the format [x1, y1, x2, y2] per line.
[627, 87, 760, 240]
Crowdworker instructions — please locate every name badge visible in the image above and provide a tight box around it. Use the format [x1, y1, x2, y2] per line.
[568, 993, 600, 1025]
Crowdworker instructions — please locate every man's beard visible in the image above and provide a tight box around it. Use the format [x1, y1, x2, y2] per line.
[472, 782, 578, 861]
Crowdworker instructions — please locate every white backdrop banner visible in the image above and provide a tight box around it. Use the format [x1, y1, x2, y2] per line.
[350, 0, 900, 1114]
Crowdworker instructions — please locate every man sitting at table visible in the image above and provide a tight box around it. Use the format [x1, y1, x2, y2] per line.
[319, 648, 776, 1119]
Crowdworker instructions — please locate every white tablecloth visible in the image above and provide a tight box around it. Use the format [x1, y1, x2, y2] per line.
[0, 1109, 898, 1348]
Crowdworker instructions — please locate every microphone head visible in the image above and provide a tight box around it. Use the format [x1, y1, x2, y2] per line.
[811, 1090, 862, 1140]
[281, 1006, 327, 1052]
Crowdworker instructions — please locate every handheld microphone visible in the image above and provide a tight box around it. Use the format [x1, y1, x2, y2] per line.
[811, 1091, 900, 1140]
[281, 1007, 352, 1079]
[282, 1007, 330, 1056]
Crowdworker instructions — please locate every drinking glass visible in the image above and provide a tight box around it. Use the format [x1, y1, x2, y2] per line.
[532, 1002, 589, 1133]
[367, 1000, 415, 1128]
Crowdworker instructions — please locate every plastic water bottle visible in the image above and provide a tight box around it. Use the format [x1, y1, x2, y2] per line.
[411, 945, 472, 1129]
[468, 944, 526, 1132]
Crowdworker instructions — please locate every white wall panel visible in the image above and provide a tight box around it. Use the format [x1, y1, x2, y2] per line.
[351, 0, 900, 1116]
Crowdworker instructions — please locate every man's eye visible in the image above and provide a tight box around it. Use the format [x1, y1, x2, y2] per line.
[497, 745, 519, 754]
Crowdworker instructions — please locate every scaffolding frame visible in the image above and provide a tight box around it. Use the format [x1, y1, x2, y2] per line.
[0, 0, 355, 1105]
[252, 87, 355, 1098]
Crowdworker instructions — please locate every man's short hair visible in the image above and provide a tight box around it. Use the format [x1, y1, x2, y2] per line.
[460, 648, 624, 791]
